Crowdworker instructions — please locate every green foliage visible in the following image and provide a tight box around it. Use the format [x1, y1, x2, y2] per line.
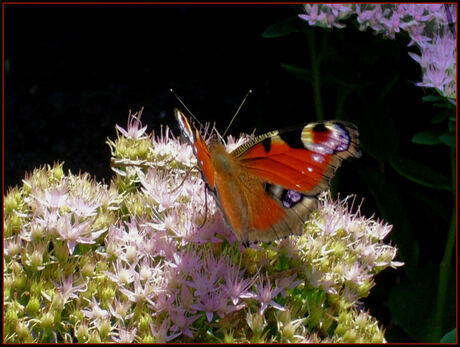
[440, 329, 457, 343]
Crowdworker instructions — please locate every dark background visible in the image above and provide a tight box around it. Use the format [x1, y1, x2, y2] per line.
[4, 4, 456, 343]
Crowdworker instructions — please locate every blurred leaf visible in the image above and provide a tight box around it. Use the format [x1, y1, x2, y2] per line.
[390, 156, 451, 191]
[357, 165, 418, 278]
[280, 62, 312, 81]
[379, 71, 399, 102]
[433, 102, 455, 109]
[262, 16, 307, 38]
[422, 95, 444, 103]
[358, 113, 398, 162]
[412, 130, 442, 145]
[409, 191, 450, 225]
[440, 329, 456, 343]
[388, 265, 456, 342]
[430, 110, 450, 124]
[439, 133, 455, 148]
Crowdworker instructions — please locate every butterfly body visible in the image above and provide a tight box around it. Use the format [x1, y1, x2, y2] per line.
[175, 109, 361, 244]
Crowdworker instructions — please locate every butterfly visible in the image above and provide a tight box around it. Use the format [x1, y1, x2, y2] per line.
[175, 108, 361, 245]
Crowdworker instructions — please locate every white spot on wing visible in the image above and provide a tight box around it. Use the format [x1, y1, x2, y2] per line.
[312, 154, 325, 163]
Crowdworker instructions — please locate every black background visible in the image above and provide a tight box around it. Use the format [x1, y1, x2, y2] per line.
[5, 4, 314, 189]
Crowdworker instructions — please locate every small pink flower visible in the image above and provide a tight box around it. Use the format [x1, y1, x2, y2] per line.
[108, 296, 134, 322]
[149, 319, 181, 342]
[116, 108, 148, 140]
[191, 290, 229, 322]
[118, 274, 155, 304]
[105, 258, 137, 285]
[248, 274, 285, 315]
[82, 296, 110, 325]
[169, 308, 200, 338]
[299, 4, 326, 26]
[31, 186, 68, 211]
[53, 274, 87, 305]
[55, 214, 104, 255]
[223, 263, 256, 305]
[112, 326, 137, 343]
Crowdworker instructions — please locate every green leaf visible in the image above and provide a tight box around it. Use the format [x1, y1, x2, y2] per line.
[440, 329, 456, 343]
[433, 102, 456, 109]
[262, 16, 307, 38]
[389, 265, 456, 342]
[357, 165, 418, 278]
[390, 156, 451, 191]
[280, 62, 312, 81]
[439, 133, 456, 148]
[409, 191, 450, 225]
[412, 130, 442, 145]
[422, 95, 444, 103]
[430, 110, 450, 124]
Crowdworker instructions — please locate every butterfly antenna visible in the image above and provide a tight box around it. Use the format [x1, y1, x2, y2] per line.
[221, 89, 252, 139]
[170, 88, 204, 129]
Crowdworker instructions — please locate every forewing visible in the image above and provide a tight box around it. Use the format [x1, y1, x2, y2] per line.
[232, 121, 361, 196]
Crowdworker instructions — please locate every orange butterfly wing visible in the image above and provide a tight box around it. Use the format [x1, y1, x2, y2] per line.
[228, 121, 361, 243]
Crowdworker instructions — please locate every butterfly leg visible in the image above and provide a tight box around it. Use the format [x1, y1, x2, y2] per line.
[170, 166, 196, 193]
[197, 184, 208, 229]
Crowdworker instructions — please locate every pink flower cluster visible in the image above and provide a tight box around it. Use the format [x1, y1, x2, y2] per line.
[3, 110, 402, 342]
[299, 4, 457, 102]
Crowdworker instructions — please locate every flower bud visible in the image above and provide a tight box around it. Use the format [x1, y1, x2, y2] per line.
[26, 296, 40, 316]
[40, 311, 55, 331]
[15, 321, 31, 341]
[98, 319, 112, 339]
[30, 250, 43, 269]
[223, 330, 235, 343]
[76, 323, 89, 343]
[88, 331, 102, 343]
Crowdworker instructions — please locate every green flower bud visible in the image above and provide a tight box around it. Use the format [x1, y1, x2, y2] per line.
[30, 225, 45, 241]
[9, 214, 23, 235]
[88, 331, 102, 343]
[98, 319, 112, 339]
[101, 286, 115, 304]
[76, 323, 89, 343]
[26, 296, 40, 316]
[15, 321, 31, 341]
[14, 274, 27, 291]
[54, 242, 69, 262]
[4, 188, 21, 215]
[223, 330, 235, 343]
[51, 163, 64, 181]
[30, 250, 43, 269]
[40, 311, 55, 331]
[5, 308, 19, 329]
[139, 314, 153, 334]
[142, 335, 155, 343]
[343, 328, 358, 343]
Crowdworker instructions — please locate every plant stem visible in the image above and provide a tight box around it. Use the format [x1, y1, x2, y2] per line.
[432, 147, 456, 341]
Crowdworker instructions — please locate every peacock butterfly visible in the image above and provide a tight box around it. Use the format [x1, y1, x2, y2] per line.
[175, 108, 361, 244]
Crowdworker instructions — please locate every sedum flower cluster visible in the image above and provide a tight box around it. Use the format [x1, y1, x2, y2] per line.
[4, 109, 403, 343]
[299, 4, 457, 102]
